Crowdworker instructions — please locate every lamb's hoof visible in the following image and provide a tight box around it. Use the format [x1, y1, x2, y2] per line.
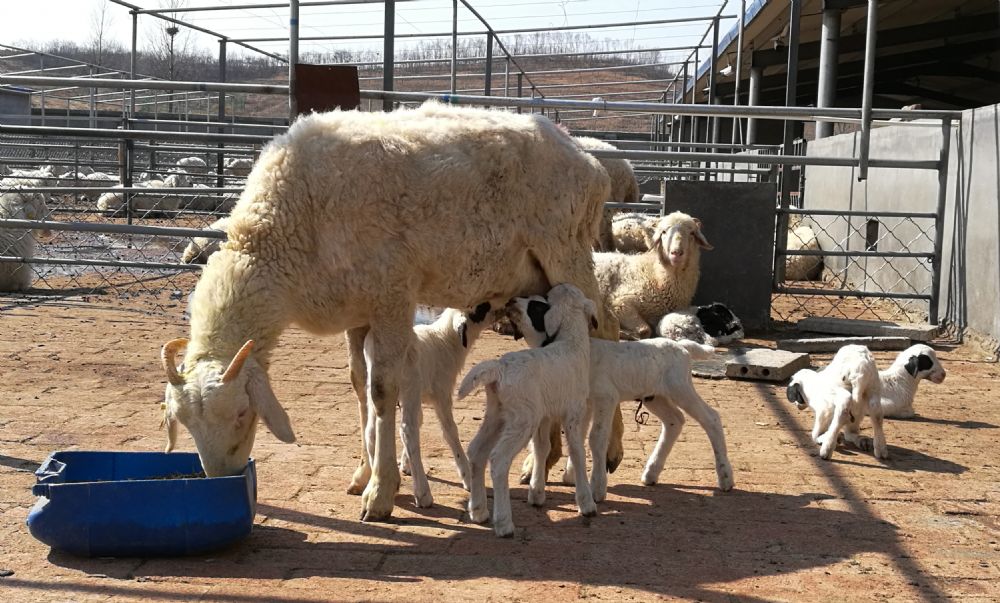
[360, 475, 400, 522]
[591, 483, 607, 503]
[399, 463, 412, 477]
[856, 436, 874, 452]
[527, 489, 546, 507]
[468, 503, 489, 524]
[640, 469, 658, 486]
[346, 482, 365, 495]
[578, 500, 598, 517]
[717, 467, 735, 492]
[819, 448, 834, 461]
[493, 520, 515, 538]
[875, 447, 890, 461]
[414, 488, 434, 509]
[561, 469, 575, 486]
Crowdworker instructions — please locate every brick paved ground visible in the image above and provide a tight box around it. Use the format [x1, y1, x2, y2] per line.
[1, 298, 998, 602]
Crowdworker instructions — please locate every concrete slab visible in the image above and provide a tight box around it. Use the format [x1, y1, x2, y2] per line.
[777, 336, 912, 353]
[797, 317, 938, 341]
[724, 347, 812, 381]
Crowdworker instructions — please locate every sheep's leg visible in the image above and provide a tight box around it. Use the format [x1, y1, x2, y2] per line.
[433, 394, 471, 490]
[811, 406, 833, 444]
[519, 422, 562, 485]
[616, 306, 652, 340]
[346, 327, 371, 495]
[588, 398, 615, 503]
[489, 418, 535, 538]
[528, 418, 552, 507]
[818, 399, 851, 460]
[564, 408, 597, 517]
[360, 317, 412, 522]
[868, 395, 889, 460]
[399, 366, 433, 508]
[639, 398, 686, 486]
[466, 391, 503, 525]
[670, 384, 734, 491]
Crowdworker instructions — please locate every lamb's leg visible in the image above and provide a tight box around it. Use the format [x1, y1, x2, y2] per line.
[564, 409, 597, 517]
[360, 315, 412, 522]
[639, 398, 685, 486]
[588, 398, 615, 502]
[868, 395, 890, 460]
[811, 406, 833, 444]
[466, 391, 502, 525]
[818, 398, 851, 460]
[433, 393, 471, 490]
[519, 422, 562, 485]
[528, 418, 552, 507]
[490, 418, 535, 538]
[346, 327, 371, 495]
[399, 366, 433, 508]
[670, 383, 734, 491]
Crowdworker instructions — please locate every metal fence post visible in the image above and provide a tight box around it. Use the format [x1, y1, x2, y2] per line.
[816, 5, 841, 139]
[773, 0, 801, 289]
[928, 118, 953, 325]
[383, 0, 395, 112]
[130, 10, 138, 116]
[516, 73, 523, 114]
[484, 34, 493, 96]
[857, 0, 878, 181]
[289, 0, 299, 121]
[217, 38, 227, 189]
[451, 0, 458, 94]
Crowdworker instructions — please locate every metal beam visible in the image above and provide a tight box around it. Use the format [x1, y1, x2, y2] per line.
[857, 0, 878, 180]
[816, 7, 841, 138]
[383, 0, 394, 111]
[774, 0, 801, 287]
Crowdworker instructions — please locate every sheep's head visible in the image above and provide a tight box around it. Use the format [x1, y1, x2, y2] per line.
[901, 344, 946, 384]
[161, 338, 295, 477]
[506, 285, 597, 347]
[786, 370, 813, 410]
[652, 212, 713, 269]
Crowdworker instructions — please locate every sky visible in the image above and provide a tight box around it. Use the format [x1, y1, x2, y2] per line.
[0, 0, 739, 64]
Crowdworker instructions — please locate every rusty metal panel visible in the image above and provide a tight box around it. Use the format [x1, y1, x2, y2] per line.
[293, 64, 360, 115]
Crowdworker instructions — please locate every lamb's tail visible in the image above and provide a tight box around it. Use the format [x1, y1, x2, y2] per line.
[458, 360, 502, 399]
[676, 340, 716, 360]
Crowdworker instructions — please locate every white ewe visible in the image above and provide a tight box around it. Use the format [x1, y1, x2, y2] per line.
[879, 344, 946, 419]
[594, 211, 713, 339]
[784, 222, 823, 281]
[507, 293, 734, 502]
[160, 101, 616, 522]
[569, 137, 640, 252]
[0, 190, 48, 291]
[609, 212, 658, 253]
[787, 344, 887, 460]
[458, 284, 598, 537]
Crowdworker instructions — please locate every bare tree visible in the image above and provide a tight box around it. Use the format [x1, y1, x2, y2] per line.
[145, 0, 192, 81]
[89, 0, 115, 67]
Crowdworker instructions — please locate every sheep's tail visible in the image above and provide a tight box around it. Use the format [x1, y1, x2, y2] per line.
[676, 340, 716, 360]
[458, 360, 502, 399]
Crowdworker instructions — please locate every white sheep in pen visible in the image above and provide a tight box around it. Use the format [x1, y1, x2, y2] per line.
[787, 344, 887, 460]
[594, 211, 713, 339]
[879, 344, 946, 419]
[159, 101, 618, 522]
[784, 221, 823, 281]
[176, 156, 208, 173]
[0, 190, 49, 291]
[97, 174, 193, 214]
[458, 284, 599, 537]
[356, 302, 498, 508]
[506, 293, 734, 503]
[223, 157, 254, 177]
[609, 211, 658, 253]
[569, 137, 641, 252]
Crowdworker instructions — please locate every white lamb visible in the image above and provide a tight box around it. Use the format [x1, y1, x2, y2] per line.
[97, 174, 189, 213]
[176, 157, 208, 173]
[458, 284, 598, 537]
[506, 293, 734, 502]
[787, 344, 887, 460]
[657, 302, 744, 346]
[160, 101, 616, 522]
[594, 211, 713, 339]
[356, 302, 498, 508]
[879, 344, 946, 419]
[180, 216, 230, 264]
[0, 190, 48, 291]
[609, 212, 657, 253]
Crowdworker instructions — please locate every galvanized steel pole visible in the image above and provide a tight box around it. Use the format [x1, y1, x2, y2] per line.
[816, 6, 841, 139]
[130, 10, 137, 115]
[217, 39, 227, 188]
[858, 0, 878, 180]
[747, 64, 761, 144]
[709, 16, 720, 148]
[383, 0, 395, 111]
[289, 0, 299, 121]
[928, 118, 952, 325]
[774, 0, 801, 287]
[484, 33, 493, 96]
[451, 0, 458, 94]
[731, 0, 745, 147]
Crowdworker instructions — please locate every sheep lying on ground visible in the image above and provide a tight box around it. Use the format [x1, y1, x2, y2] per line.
[594, 211, 712, 339]
[97, 174, 191, 214]
[785, 222, 823, 281]
[657, 302, 744, 346]
[879, 344, 946, 419]
[787, 344, 887, 460]
[0, 190, 48, 291]
[223, 157, 254, 177]
[356, 302, 498, 508]
[458, 284, 598, 537]
[609, 212, 657, 253]
[180, 216, 230, 264]
[507, 293, 734, 502]
[160, 101, 616, 522]
[569, 137, 640, 251]
[176, 157, 208, 173]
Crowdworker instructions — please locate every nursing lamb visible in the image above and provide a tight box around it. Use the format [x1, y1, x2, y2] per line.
[160, 101, 617, 522]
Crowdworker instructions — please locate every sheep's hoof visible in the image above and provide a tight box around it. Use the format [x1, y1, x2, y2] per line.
[468, 504, 489, 524]
[493, 521, 515, 538]
[578, 500, 598, 517]
[414, 488, 434, 509]
[360, 474, 400, 522]
[527, 488, 546, 507]
[717, 468, 735, 492]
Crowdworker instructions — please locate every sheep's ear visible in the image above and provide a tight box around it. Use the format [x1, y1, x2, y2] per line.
[246, 364, 296, 443]
[693, 219, 714, 250]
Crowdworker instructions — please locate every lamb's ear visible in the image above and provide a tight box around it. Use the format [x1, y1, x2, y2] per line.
[459, 321, 469, 348]
[468, 301, 491, 324]
[693, 219, 714, 250]
[786, 382, 805, 405]
[246, 363, 296, 443]
[584, 298, 599, 331]
[904, 355, 920, 377]
[917, 353, 934, 372]
[526, 299, 550, 335]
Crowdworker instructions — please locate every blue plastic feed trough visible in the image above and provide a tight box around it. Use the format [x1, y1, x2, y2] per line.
[27, 451, 256, 557]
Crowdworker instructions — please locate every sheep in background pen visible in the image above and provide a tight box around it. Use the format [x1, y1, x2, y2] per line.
[159, 101, 618, 522]
[784, 214, 823, 281]
[356, 302, 499, 508]
[879, 344, 946, 419]
[223, 157, 254, 177]
[787, 344, 887, 460]
[0, 190, 49, 291]
[458, 284, 599, 537]
[569, 137, 641, 252]
[506, 293, 734, 504]
[594, 211, 713, 339]
[176, 157, 208, 174]
[609, 212, 658, 253]
[97, 174, 193, 214]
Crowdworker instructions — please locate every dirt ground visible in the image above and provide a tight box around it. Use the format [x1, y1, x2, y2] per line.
[1, 294, 999, 602]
